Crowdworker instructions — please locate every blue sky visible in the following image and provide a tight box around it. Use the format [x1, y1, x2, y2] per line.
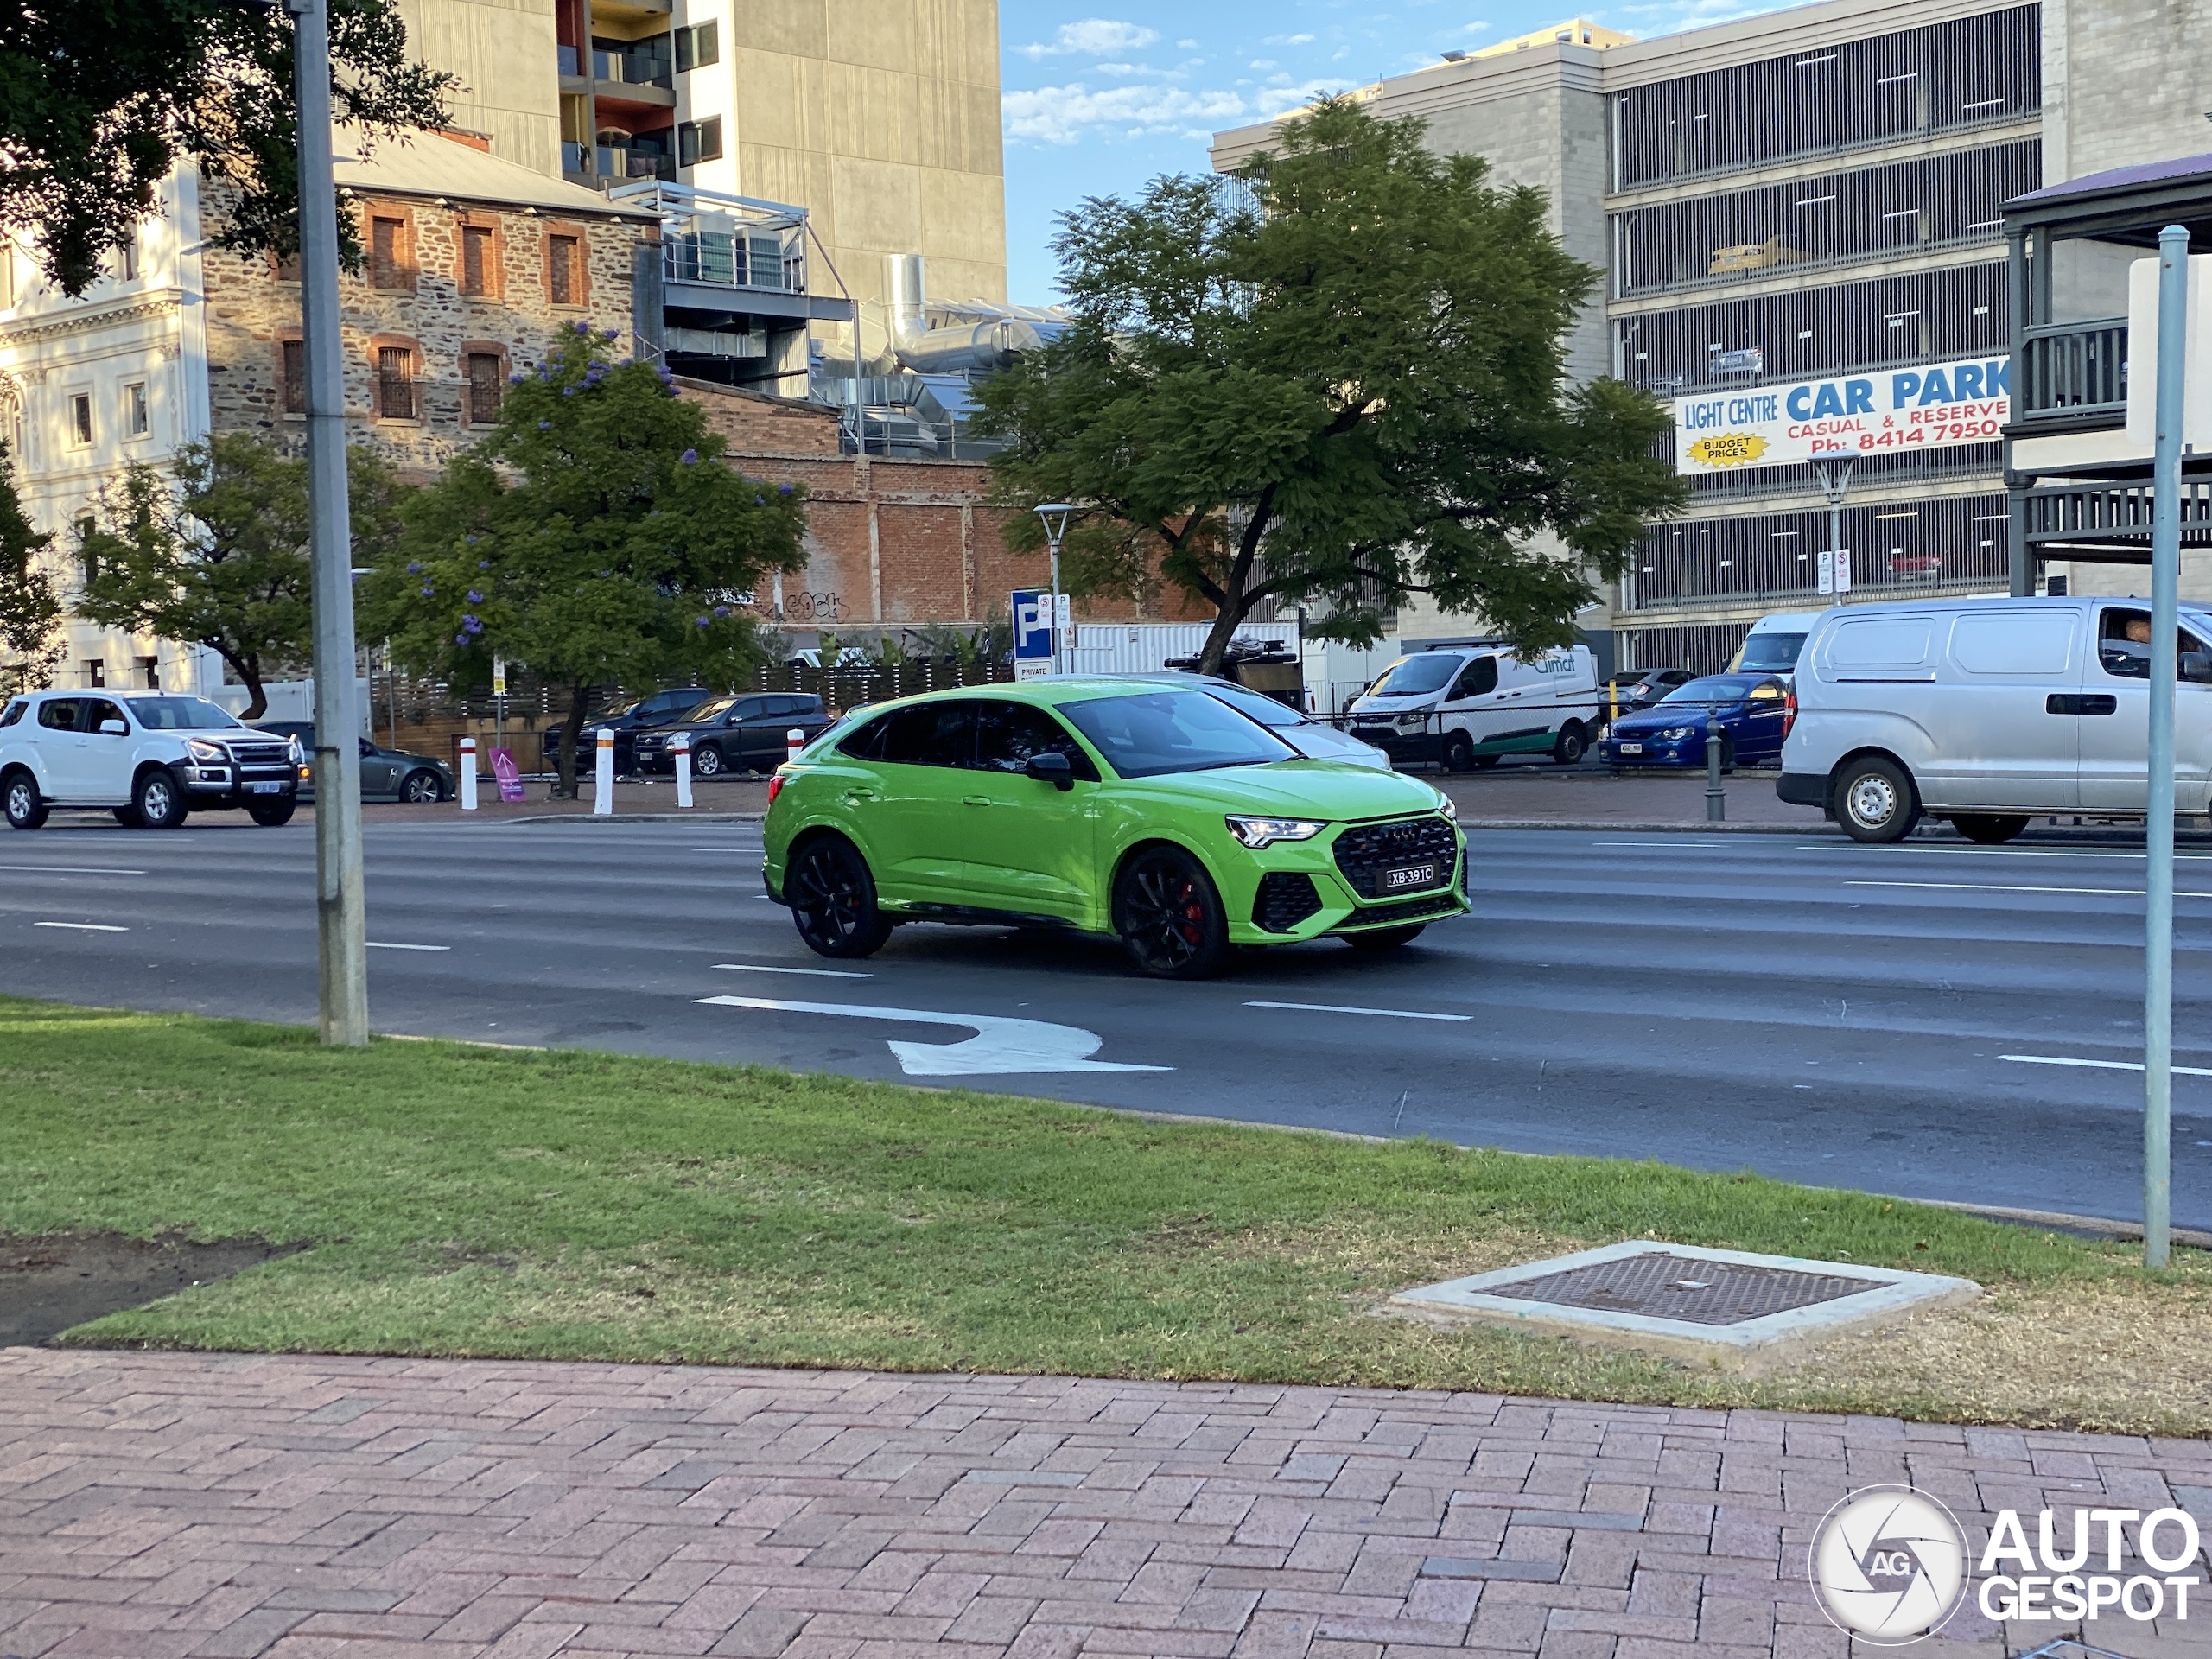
[995, 0, 1773, 304]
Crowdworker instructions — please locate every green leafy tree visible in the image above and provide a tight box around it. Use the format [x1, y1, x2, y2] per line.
[77, 432, 406, 718]
[974, 99, 1685, 673]
[359, 326, 808, 797]
[0, 441, 62, 695]
[2, 0, 454, 296]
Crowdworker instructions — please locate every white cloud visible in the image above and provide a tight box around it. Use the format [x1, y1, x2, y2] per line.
[1017, 18, 1162, 60]
[1250, 57, 1279, 69]
[1264, 31, 1317, 44]
[1176, 37, 1200, 48]
[1002, 80, 1258, 145]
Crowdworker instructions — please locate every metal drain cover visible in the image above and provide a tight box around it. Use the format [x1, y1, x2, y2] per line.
[1487, 1250, 1880, 1327]
[1390, 1242, 1980, 1374]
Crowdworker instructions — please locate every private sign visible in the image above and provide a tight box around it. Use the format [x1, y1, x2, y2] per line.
[1674, 355, 2011, 475]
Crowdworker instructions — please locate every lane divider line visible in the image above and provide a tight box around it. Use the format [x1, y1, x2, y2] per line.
[1845, 879, 2212, 898]
[0, 865, 147, 875]
[2001, 1053, 2212, 1078]
[1813, 846, 2212, 862]
[711, 963, 871, 980]
[365, 942, 452, 951]
[32, 921, 127, 932]
[1244, 1000, 1471, 1022]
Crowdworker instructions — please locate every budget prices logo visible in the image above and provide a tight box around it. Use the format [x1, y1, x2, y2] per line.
[1809, 1487, 2203, 1644]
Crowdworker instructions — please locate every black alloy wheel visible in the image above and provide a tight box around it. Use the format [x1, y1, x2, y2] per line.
[692, 742, 725, 778]
[248, 798, 296, 827]
[400, 769, 443, 804]
[786, 835, 894, 958]
[1442, 732, 1475, 772]
[3, 771, 47, 830]
[1113, 845, 1230, 979]
[1344, 924, 1426, 951]
[134, 768, 189, 830]
[1952, 812, 2029, 845]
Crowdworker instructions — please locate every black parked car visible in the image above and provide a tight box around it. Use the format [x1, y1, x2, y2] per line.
[632, 692, 834, 777]
[251, 723, 454, 803]
[538, 685, 709, 773]
[1599, 669, 1694, 720]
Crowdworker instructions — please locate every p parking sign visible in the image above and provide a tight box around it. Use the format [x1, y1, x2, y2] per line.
[1013, 588, 1054, 680]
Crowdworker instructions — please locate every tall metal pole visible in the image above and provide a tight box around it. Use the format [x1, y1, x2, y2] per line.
[2145, 223, 2189, 1269]
[1047, 531, 1064, 674]
[291, 0, 370, 1046]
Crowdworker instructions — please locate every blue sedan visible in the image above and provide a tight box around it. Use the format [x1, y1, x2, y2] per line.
[1597, 674, 1792, 771]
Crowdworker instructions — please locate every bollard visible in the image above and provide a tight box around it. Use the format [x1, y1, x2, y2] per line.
[786, 728, 804, 765]
[593, 727, 614, 816]
[1704, 715, 1726, 823]
[673, 729, 693, 810]
[458, 735, 478, 811]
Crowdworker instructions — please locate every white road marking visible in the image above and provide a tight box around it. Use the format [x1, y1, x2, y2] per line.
[695, 995, 1168, 1076]
[1814, 845, 2212, 861]
[1845, 879, 2212, 898]
[365, 942, 452, 951]
[711, 963, 871, 980]
[33, 921, 127, 932]
[0, 865, 146, 875]
[690, 847, 752, 852]
[2001, 1053, 2212, 1078]
[1243, 1000, 1471, 1022]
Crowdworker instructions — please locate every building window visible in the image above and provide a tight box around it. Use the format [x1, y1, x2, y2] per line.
[274, 248, 301, 283]
[676, 20, 718, 71]
[124, 383, 149, 437]
[117, 233, 138, 282]
[547, 233, 582, 305]
[375, 346, 416, 420]
[282, 339, 306, 415]
[678, 117, 722, 168]
[369, 215, 412, 290]
[466, 353, 505, 425]
[461, 224, 495, 296]
[82, 661, 105, 690]
[68, 392, 92, 446]
[139, 656, 159, 690]
[0, 245, 13, 309]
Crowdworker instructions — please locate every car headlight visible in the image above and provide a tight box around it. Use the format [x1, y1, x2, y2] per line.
[187, 738, 227, 762]
[1395, 714, 1427, 732]
[286, 735, 303, 764]
[1225, 814, 1327, 849]
[1434, 792, 1457, 820]
[1660, 726, 1696, 741]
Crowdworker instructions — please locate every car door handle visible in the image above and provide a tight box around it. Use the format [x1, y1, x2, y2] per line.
[843, 789, 880, 805]
[2048, 694, 2119, 715]
[963, 795, 993, 807]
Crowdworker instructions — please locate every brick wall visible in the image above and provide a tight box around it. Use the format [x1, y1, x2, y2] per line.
[201, 177, 644, 479]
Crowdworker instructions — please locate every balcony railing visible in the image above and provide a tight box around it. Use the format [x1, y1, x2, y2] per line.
[562, 143, 673, 182]
[2015, 317, 2127, 427]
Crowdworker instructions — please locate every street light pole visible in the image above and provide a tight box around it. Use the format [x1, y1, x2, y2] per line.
[289, 0, 370, 1046]
[1034, 503, 1075, 676]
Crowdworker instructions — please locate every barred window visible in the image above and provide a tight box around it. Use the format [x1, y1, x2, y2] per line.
[282, 340, 306, 415]
[375, 346, 416, 421]
[461, 225, 494, 297]
[466, 353, 504, 425]
[548, 234, 582, 305]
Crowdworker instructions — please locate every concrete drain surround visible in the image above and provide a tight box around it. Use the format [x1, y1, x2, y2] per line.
[1390, 1241, 1980, 1372]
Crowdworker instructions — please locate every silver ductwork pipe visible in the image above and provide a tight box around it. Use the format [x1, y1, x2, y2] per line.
[883, 252, 1054, 375]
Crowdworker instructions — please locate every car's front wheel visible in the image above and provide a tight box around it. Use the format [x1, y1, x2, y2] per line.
[1113, 845, 1230, 979]
[1551, 722, 1587, 765]
[399, 768, 443, 804]
[248, 798, 296, 828]
[1344, 924, 1426, 951]
[1834, 755, 1919, 843]
[1952, 812, 2028, 845]
[1442, 732, 1475, 772]
[786, 834, 894, 958]
[3, 770, 48, 830]
[134, 768, 188, 830]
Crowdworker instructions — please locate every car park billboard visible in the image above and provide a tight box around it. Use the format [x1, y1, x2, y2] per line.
[1673, 355, 2010, 475]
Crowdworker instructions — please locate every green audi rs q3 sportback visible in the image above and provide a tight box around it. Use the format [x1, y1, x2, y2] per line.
[760, 678, 1468, 978]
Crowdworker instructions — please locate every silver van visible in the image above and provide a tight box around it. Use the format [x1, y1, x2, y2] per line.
[1778, 595, 2212, 842]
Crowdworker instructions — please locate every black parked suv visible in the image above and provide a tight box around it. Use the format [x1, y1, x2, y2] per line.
[633, 692, 833, 776]
[539, 685, 709, 773]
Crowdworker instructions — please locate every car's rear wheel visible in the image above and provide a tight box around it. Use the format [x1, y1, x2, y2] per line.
[112, 805, 143, 828]
[1551, 722, 1587, 766]
[786, 835, 893, 958]
[1952, 812, 2029, 845]
[1834, 755, 1919, 843]
[399, 768, 443, 804]
[692, 743, 725, 778]
[1442, 732, 1475, 772]
[1344, 924, 1426, 951]
[134, 768, 188, 830]
[1113, 845, 1229, 979]
[248, 798, 296, 827]
[4, 771, 48, 830]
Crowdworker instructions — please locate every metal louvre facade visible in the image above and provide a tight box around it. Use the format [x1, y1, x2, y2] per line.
[1617, 622, 1758, 676]
[1611, 5, 2041, 190]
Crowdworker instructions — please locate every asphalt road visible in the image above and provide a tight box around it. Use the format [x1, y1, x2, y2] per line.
[4, 813, 2209, 1229]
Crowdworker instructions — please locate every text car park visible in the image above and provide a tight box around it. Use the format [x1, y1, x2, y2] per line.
[2, 691, 302, 830]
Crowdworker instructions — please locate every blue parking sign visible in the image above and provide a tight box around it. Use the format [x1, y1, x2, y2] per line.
[1012, 588, 1052, 679]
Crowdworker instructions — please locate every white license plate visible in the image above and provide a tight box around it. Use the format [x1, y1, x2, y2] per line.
[1617, 742, 1643, 753]
[248, 781, 286, 794]
[1383, 863, 1438, 891]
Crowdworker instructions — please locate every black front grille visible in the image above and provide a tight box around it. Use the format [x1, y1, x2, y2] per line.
[1252, 872, 1323, 933]
[1332, 816, 1459, 899]
[1334, 888, 1465, 929]
[226, 741, 292, 765]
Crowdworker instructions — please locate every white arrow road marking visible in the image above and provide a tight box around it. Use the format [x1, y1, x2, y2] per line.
[2002, 1053, 2212, 1077]
[695, 995, 1169, 1076]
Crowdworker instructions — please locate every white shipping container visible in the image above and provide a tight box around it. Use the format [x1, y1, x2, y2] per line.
[1065, 621, 1299, 677]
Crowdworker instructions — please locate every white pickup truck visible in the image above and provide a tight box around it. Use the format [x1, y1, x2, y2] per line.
[0, 690, 304, 830]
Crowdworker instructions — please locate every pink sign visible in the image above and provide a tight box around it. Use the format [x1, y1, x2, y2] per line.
[491, 747, 525, 803]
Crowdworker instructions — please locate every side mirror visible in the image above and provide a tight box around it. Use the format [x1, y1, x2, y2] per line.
[2184, 652, 2212, 684]
[1026, 750, 1075, 791]
[99, 719, 128, 736]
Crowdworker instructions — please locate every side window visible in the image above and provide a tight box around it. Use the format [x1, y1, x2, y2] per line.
[36, 699, 83, 732]
[836, 713, 892, 761]
[0, 699, 24, 728]
[973, 701, 1100, 779]
[729, 698, 768, 723]
[359, 737, 378, 757]
[877, 702, 975, 768]
[1449, 657, 1498, 700]
[1748, 682, 1783, 702]
[769, 695, 815, 717]
[2099, 608, 2152, 679]
[83, 698, 127, 732]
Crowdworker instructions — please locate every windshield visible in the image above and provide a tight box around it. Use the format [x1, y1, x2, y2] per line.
[1061, 690, 1295, 779]
[1203, 683, 1301, 728]
[1363, 654, 1461, 700]
[127, 697, 245, 730]
[1662, 675, 1765, 703]
[1738, 631, 1808, 671]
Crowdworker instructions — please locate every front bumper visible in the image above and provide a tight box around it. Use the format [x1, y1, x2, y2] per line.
[1223, 814, 1470, 944]
[1599, 733, 1707, 767]
[1345, 726, 1440, 767]
[178, 760, 301, 807]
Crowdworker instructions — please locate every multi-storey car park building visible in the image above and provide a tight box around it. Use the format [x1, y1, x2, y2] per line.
[1216, 0, 2212, 674]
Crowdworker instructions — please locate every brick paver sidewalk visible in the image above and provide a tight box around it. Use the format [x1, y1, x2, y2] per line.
[2, 1351, 2205, 1659]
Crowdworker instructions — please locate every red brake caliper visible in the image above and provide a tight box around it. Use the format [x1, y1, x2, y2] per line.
[1178, 880, 1202, 944]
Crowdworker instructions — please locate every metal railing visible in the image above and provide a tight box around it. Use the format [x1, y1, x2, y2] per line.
[2015, 317, 2127, 424]
[2024, 477, 2212, 550]
[664, 230, 804, 291]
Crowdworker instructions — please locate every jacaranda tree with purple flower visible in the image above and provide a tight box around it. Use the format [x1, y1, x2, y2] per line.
[360, 326, 807, 796]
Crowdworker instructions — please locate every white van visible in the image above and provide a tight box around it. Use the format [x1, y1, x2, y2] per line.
[1779, 595, 2212, 842]
[1730, 609, 1828, 677]
[1346, 643, 1603, 771]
